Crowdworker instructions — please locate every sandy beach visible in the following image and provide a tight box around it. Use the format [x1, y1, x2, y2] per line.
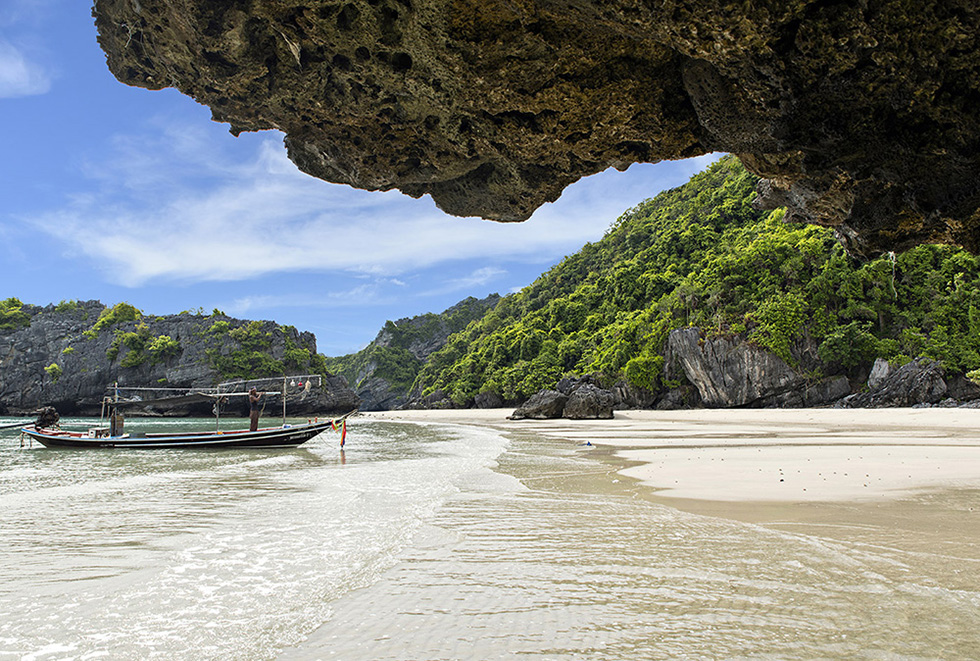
[364, 407, 980, 551]
[364, 407, 980, 502]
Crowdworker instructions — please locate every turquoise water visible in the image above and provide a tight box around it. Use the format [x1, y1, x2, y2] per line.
[1, 417, 979, 660]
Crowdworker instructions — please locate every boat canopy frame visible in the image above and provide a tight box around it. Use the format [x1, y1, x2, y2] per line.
[102, 374, 327, 432]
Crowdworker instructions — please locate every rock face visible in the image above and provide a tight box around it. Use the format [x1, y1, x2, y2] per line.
[94, 1, 980, 254]
[347, 295, 500, 410]
[473, 391, 504, 409]
[0, 301, 358, 415]
[372, 295, 499, 361]
[498, 327, 980, 415]
[510, 378, 617, 419]
[562, 384, 614, 420]
[867, 358, 893, 391]
[352, 375, 404, 411]
[509, 390, 567, 420]
[842, 357, 951, 408]
[666, 328, 849, 408]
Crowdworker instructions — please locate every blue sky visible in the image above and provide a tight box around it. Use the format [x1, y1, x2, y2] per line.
[1, 1, 720, 356]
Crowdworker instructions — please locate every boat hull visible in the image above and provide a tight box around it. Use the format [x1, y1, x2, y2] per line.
[21, 420, 339, 449]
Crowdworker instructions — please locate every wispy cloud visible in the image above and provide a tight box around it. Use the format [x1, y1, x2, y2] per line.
[0, 39, 50, 98]
[419, 266, 508, 297]
[27, 117, 722, 286]
[227, 284, 392, 316]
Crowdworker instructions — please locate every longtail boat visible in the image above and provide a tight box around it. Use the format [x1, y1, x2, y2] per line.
[21, 375, 355, 449]
[21, 418, 347, 449]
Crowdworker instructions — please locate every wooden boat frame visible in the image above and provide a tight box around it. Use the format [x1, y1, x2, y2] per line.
[21, 418, 345, 449]
[21, 375, 354, 449]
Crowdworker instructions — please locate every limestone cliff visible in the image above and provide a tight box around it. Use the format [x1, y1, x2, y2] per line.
[93, 0, 980, 255]
[664, 328, 851, 408]
[0, 300, 358, 415]
[325, 294, 499, 410]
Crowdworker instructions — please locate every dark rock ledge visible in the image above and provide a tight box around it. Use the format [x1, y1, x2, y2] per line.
[94, 0, 980, 255]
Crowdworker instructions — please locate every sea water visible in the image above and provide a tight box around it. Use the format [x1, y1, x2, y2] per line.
[1, 417, 979, 660]
[0, 417, 504, 660]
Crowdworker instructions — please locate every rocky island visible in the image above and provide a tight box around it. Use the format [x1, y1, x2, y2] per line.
[0, 300, 358, 416]
[9, 157, 980, 419]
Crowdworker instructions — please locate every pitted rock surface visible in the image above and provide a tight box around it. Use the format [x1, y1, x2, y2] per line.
[94, 1, 980, 254]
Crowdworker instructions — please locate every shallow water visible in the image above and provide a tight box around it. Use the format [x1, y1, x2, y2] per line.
[0, 417, 505, 660]
[2, 417, 979, 660]
[286, 430, 980, 660]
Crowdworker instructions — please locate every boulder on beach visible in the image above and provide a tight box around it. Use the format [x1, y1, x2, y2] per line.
[509, 390, 568, 420]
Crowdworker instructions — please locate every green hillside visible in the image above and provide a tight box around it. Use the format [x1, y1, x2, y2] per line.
[323, 295, 499, 396]
[413, 156, 980, 405]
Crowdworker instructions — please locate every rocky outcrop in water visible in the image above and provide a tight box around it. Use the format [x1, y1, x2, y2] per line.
[0, 301, 358, 416]
[94, 0, 980, 255]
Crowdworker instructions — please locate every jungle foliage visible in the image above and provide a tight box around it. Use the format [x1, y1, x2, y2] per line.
[324, 296, 499, 393]
[412, 156, 980, 405]
[204, 320, 327, 381]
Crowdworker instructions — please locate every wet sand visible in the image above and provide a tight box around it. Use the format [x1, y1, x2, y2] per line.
[364, 407, 980, 554]
[284, 408, 980, 659]
[365, 407, 980, 500]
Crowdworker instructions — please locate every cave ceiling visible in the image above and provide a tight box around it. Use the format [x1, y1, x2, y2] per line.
[93, 0, 980, 256]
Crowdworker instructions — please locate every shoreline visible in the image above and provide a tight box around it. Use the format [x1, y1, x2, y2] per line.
[363, 407, 980, 503]
[363, 408, 980, 555]
[283, 408, 980, 658]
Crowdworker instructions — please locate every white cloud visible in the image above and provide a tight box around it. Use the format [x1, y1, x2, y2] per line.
[227, 284, 391, 316]
[0, 39, 50, 98]
[419, 266, 507, 297]
[28, 119, 722, 286]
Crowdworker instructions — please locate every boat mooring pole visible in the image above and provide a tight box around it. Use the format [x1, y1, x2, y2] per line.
[282, 377, 287, 426]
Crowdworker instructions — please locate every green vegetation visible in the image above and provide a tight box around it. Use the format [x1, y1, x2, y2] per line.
[88, 302, 142, 338]
[44, 362, 62, 383]
[206, 321, 283, 380]
[412, 157, 980, 405]
[107, 324, 182, 367]
[54, 299, 81, 314]
[324, 296, 499, 393]
[107, 323, 149, 366]
[206, 350, 284, 379]
[283, 338, 314, 372]
[207, 320, 231, 335]
[229, 321, 271, 350]
[328, 345, 423, 394]
[148, 334, 181, 360]
[201, 320, 325, 381]
[62, 346, 75, 355]
[0, 298, 31, 330]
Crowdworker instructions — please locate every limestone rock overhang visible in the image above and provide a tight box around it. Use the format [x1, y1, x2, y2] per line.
[93, 0, 980, 257]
